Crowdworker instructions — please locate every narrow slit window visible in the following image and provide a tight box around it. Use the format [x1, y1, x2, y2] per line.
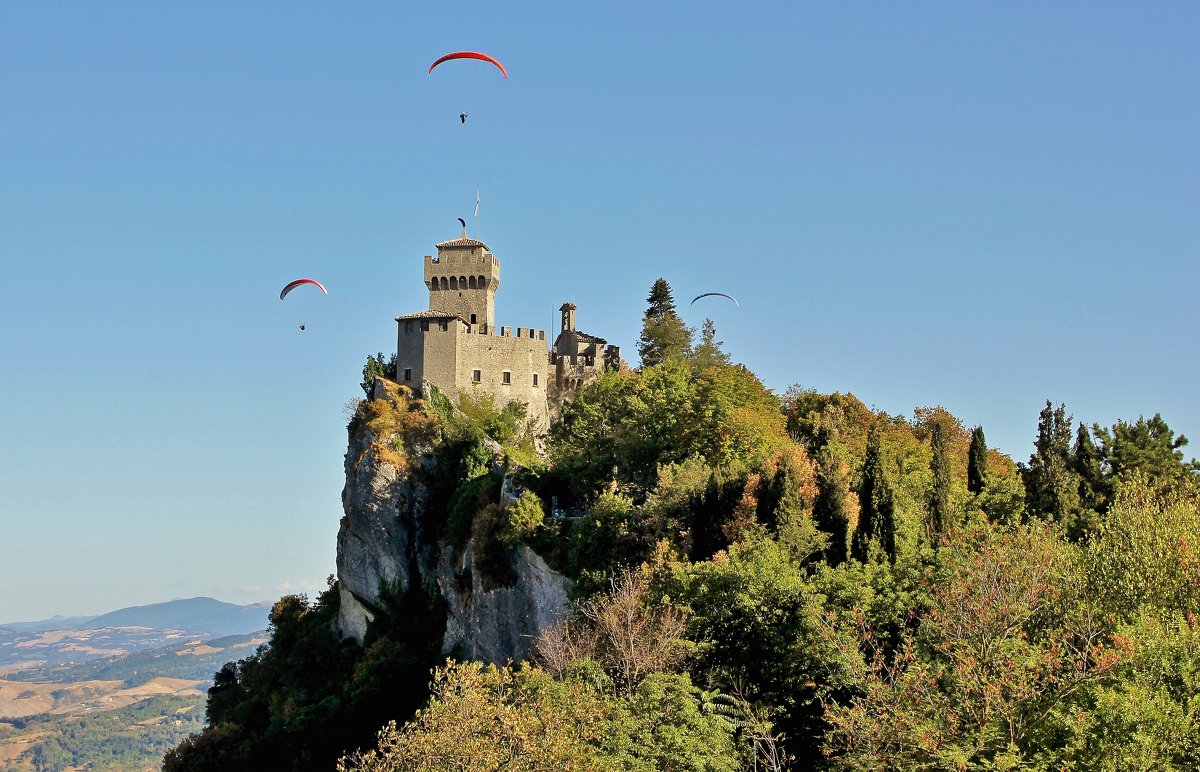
[502, 371, 512, 385]
[472, 369, 481, 383]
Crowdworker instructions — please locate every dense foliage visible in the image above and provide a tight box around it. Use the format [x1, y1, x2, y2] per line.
[162, 581, 445, 771]
[168, 279, 1200, 770]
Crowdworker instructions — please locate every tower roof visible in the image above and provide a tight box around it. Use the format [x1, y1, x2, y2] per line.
[395, 309, 470, 324]
[436, 234, 490, 250]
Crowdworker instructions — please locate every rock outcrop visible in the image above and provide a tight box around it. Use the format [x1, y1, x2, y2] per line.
[335, 381, 571, 662]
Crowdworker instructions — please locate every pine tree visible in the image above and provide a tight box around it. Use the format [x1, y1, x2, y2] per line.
[690, 319, 731, 371]
[967, 425, 988, 496]
[853, 424, 896, 562]
[637, 278, 693, 367]
[1020, 401, 1080, 524]
[1072, 423, 1107, 513]
[927, 421, 952, 542]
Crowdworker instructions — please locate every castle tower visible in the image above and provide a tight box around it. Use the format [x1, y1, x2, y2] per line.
[559, 302, 576, 333]
[423, 231, 500, 330]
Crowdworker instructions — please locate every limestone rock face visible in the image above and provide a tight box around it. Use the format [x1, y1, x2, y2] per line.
[335, 385, 571, 663]
[437, 543, 572, 663]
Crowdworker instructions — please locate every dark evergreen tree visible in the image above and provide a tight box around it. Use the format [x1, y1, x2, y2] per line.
[1094, 413, 1200, 485]
[637, 278, 693, 367]
[1072, 423, 1108, 513]
[927, 421, 952, 542]
[689, 318, 731, 371]
[1020, 401, 1080, 524]
[967, 425, 988, 496]
[813, 447, 851, 567]
[361, 351, 397, 396]
[853, 424, 896, 562]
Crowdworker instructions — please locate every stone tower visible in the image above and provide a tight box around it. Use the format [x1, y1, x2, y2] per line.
[424, 232, 500, 331]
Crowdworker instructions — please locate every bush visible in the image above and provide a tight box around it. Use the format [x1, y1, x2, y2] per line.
[499, 491, 547, 548]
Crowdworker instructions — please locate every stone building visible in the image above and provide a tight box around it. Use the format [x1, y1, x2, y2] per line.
[395, 232, 619, 427]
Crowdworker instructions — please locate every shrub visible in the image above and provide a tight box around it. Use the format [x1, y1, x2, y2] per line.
[499, 491, 547, 548]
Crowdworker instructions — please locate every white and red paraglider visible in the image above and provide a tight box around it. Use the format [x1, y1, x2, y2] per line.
[280, 278, 327, 331]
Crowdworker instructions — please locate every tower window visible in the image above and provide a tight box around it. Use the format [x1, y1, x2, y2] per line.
[440, 321, 448, 331]
[502, 371, 511, 385]
[470, 313, 477, 324]
[472, 369, 481, 383]
[533, 373, 539, 387]
[403, 368, 412, 381]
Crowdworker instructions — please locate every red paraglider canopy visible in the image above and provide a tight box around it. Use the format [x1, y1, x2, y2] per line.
[428, 51, 508, 78]
[279, 278, 328, 300]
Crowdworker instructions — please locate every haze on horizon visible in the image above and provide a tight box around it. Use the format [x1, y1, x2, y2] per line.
[1, 2, 1196, 622]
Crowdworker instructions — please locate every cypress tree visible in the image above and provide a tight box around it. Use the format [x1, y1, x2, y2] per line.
[853, 424, 896, 562]
[967, 425, 988, 496]
[927, 421, 952, 542]
[813, 447, 851, 567]
[637, 278, 693, 367]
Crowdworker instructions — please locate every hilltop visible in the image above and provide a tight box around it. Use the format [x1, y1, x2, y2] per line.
[165, 280, 1200, 771]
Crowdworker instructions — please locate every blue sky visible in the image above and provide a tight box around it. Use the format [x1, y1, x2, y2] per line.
[2, 2, 1197, 621]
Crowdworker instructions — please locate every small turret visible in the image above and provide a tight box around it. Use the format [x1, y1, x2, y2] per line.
[559, 302, 577, 333]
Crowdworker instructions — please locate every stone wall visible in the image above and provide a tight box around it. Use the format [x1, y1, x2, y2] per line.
[454, 326, 549, 429]
[397, 317, 550, 428]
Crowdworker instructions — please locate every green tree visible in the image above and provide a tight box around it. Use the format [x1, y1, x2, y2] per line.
[360, 351, 396, 396]
[967, 425, 988, 496]
[338, 663, 739, 772]
[1021, 401, 1081, 525]
[498, 490, 547, 548]
[664, 536, 857, 766]
[1095, 413, 1200, 488]
[637, 278, 692, 367]
[853, 424, 896, 562]
[689, 318, 731, 371]
[927, 420, 952, 541]
[813, 447, 855, 567]
[824, 523, 1130, 769]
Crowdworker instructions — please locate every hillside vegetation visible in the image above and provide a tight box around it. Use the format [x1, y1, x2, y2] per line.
[168, 280, 1200, 771]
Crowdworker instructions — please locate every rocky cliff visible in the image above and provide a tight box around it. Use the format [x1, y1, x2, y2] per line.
[335, 380, 571, 663]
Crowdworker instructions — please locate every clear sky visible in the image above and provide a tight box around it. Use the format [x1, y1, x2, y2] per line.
[2, 2, 1197, 622]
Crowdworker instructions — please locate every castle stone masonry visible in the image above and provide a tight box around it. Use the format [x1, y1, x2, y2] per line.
[396, 232, 619, 427]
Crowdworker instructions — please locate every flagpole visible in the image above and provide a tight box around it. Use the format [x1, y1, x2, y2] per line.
[474, 184, 480, 240]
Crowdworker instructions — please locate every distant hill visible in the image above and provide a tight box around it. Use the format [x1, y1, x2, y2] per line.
[0, 615, 97, 634]
[83, 597, 272, 638]
[0, 598, 271, 673]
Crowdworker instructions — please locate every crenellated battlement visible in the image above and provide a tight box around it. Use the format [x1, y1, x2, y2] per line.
[398, 234, 619, 430]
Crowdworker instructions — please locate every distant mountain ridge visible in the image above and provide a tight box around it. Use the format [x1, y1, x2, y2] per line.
[2, 597, 271, 638]
[0, 597, 273, 672]
[82, 596, 272, 637]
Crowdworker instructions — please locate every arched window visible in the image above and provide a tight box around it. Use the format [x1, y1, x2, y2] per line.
[468, 276, 476, 289]
[449, 276, 458, 290]
[478, 275, 486, 288]
[459, 276, 467, 287]
[440, 277, 449, 290]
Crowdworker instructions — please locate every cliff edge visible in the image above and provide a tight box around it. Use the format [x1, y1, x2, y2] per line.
[335, 378, 571, 663]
